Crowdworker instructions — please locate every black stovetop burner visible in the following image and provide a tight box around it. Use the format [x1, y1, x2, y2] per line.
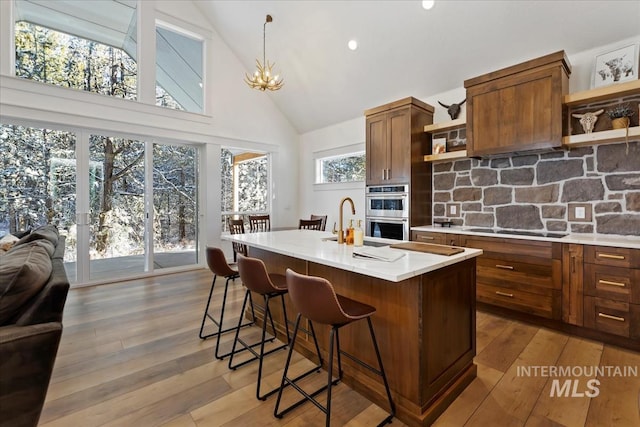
[465, 228, 567, 239]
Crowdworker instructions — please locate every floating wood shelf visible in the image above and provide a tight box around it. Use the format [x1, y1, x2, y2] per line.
[563, 126, 640, 147]
[424, 118, 466, 133]
[424, 150, 468, 162]
[563, 80, 640, 107]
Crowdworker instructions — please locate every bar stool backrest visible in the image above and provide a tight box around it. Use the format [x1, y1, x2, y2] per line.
[286, 268, 354, 326]
[237, 254, 283, 295]
[228, 218, 248, 258]
[206, 247, 236, 277]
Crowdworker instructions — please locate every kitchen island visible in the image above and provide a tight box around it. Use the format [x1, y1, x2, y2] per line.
[224, 229, 482, 427]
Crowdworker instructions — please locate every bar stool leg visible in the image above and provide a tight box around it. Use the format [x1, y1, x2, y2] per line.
[367, 317, 396, 425]
[326, 327, 336, 427]
[198, 274, 218, 339]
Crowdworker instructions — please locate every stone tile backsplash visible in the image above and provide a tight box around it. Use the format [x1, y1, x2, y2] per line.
[432, 140, 640, 236]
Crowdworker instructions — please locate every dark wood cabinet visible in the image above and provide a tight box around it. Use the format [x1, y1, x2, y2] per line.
[460, 234, 562, 320]
[582, 245, 640, 339]
[365, 97, 433, 185]
[464, 51, 571, 157]
[411, 230, 460, 246]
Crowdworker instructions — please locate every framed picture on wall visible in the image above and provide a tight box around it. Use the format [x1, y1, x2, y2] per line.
[592, 44, 639, 88]
[432, 137, 446, 154]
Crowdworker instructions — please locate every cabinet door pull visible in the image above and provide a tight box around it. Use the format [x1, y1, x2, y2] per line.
[597, 253, 625, 260]
[495, 291, 514, 298]
[495, 264, 514, 270]
[382, 169, 386, 180]
[598, 279, 626, 288]
[418, 235, 435, 241]
[598, 312, 625, 322]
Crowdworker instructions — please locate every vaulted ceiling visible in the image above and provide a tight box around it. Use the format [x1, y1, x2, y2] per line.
[196, 0, 640, 133]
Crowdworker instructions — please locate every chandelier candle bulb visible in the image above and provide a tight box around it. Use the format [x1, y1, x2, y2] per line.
[245, 14, 284, 91]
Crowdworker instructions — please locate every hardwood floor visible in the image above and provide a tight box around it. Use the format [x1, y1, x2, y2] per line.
[41, 270, 640, 426]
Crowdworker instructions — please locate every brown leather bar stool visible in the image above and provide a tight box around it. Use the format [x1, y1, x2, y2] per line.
[228, 254, 293, 400]
[274, 269, 395, 427]
[199, 247, 256, 360]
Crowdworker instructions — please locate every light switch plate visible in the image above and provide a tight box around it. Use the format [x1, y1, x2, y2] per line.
[568, 203, 592, 222]
[446, 203, 461, 218]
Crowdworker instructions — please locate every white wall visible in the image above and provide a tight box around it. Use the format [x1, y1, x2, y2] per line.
[297, 36, 640, 228]
[0, 0, 301, 262]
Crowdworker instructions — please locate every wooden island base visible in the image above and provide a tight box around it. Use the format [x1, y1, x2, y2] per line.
[248, 247, 477, 426]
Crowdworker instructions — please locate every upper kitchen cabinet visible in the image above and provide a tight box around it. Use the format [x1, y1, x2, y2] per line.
[464, 51, 571, 157]
[365, 97, 434, 185]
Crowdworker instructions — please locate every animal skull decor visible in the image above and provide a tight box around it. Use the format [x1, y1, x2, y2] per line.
[438, 99, 466, 120]
[572, 109, 604, 134]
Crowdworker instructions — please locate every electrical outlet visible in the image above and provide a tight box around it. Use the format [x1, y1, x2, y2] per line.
[575, 206, 585, 219]
[568, 203, 592, 222]
[446, 203, 461, 218]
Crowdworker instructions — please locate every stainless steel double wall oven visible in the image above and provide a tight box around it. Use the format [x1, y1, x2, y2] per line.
[365, 184, 409, 240]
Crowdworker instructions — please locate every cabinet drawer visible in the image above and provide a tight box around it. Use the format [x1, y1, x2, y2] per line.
[477, 283, 555, 319]
[584, 296, 632, 338]
[584, 246, 640, 269]
[460, 235, 560, 260]
[584, 264, 640, 303]
[477, 257, 559, 292]
[411, 231, 459, 246]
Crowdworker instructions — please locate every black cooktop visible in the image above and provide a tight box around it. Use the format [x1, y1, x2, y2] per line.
[465, 228, 567, 239]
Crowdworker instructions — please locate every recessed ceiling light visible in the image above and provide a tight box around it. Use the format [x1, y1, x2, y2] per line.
[422, 0, 435, 10]
[348, 40, 358, 51]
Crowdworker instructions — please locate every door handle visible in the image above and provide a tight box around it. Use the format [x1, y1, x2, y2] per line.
[598, 279, 626, 288]
[495, 291, 514, 298]
[495, 264, 514, 270]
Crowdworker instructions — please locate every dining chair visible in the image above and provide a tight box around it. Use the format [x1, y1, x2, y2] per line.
[310, 214, 328, 231]
[298, 218, 324, 230]
[227, 218, 248, 262]
[248, 214, 270, 232]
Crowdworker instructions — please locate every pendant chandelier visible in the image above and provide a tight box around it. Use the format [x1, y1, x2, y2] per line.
[245, 14, 284, 91]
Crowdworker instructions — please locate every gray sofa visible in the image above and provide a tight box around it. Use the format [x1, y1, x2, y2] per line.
[0, 226, 70, 427]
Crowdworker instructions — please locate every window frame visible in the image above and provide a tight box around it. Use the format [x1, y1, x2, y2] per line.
[314, 143, 365, 188]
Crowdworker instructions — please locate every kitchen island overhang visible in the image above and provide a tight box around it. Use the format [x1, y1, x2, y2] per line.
[223, 229, 483, 426]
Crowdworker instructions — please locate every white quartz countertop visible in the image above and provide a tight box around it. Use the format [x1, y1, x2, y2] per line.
[411, 226, 640, 249]
[223, 229, 482, 282]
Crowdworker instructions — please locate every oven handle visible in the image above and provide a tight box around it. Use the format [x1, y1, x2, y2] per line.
[365, 193, 408, 199]
[366, 216, 408, 223]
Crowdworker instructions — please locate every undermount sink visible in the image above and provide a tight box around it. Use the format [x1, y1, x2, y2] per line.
[321, 236, 389, 247]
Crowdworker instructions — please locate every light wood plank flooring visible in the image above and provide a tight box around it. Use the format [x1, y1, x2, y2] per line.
[41, 270, 640, 426]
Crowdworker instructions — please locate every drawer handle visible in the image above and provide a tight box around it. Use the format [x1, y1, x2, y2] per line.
[418, 236, 435, 241]
[495, 291, 514, 298]
[598, 253, 625, 260]
[598, 279, 626, 288]
[495, 264, 514, 270]
[598, 312, 625, 322]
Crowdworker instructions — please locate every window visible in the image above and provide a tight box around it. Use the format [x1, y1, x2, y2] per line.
[14, 0, 138, 100]
[315, 151, 365, 184]
[221, 148, 270, 230]
[156, 23, 204, 113]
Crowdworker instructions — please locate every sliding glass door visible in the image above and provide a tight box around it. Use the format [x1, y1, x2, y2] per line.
[1, 122, 200, 284]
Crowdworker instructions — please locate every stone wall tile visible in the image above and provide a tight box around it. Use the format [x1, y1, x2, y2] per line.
[454, 160, 471, 171]
[596, 214, 640, 236]
[537, 159, 584, 184]
[594, 202, 622, 213]
[626, 193, 640, 211]
[571, 223, 594, 233]
[501, 168, 534, 185]
[490, 158, 511, 168]
[471, 169, 498, 186]
[515, 184, 559, 203]
[434, 162, 452, 173]
[434, 173, 456, 190]
[434, 203, 445, 216]
[496, 205, 543, 229]
[433, 192, 451, 202]
[453, 187, 482, 201]
[542, 205, 566, 218]
[541, 151, 565, 159]
[568, 147, 593, 157]
[546, 221, 567, 231]
[512, 154, 538, 166]
[561, 178, 605, 202]
[597, 141, 640, 173]
[462, 202, 482, 211]
[484, 187, 512, 205]
[605, 174, 640, 191]
[456, 176, 472, 186]
[465, 213, 494, 227]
